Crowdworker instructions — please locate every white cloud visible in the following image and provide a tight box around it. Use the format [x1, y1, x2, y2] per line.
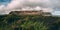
[52, 11, 60, 15]
[7, 0, 24, 9]
[0, 0, 24, 14]
[27, 0, 49, 3]
[42, 8, 53, 12]
[0, 0, 60, 15]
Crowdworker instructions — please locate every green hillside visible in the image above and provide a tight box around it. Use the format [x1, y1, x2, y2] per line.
[0, 14, 60, 30]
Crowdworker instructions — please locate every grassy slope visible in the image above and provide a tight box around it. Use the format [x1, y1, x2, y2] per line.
[0, 14, 60, 30]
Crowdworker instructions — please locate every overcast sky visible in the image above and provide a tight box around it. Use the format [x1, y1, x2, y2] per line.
[0, 0, 60, 15]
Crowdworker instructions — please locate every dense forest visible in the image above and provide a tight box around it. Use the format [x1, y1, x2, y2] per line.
[0, 14, 60, 30]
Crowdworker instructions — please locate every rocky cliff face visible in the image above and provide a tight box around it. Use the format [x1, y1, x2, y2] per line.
[9, 10, 52, 16]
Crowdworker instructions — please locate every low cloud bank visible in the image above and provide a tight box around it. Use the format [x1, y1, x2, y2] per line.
[0, 0, 60, 15]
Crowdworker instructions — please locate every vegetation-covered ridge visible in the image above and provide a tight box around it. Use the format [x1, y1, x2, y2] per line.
[0, 14, 60, 30]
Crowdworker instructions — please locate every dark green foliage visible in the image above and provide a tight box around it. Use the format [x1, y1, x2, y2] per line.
[0, 14, 60, 30]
